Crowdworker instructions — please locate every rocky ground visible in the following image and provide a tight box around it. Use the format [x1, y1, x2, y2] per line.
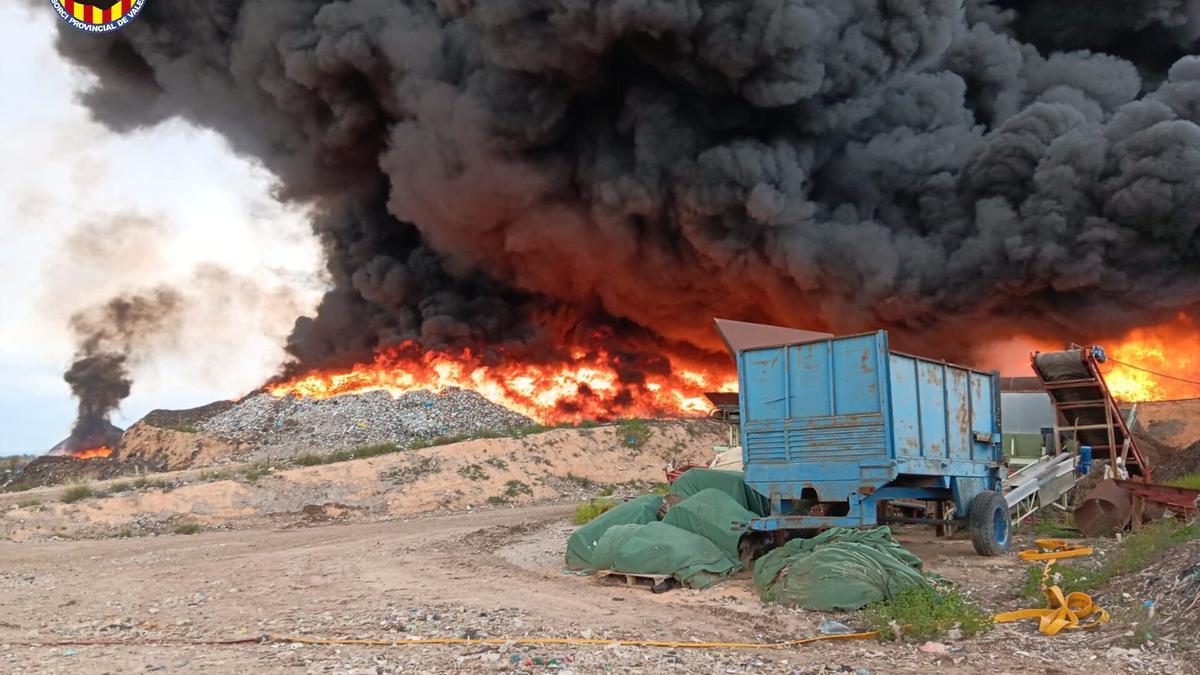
[0, 504, 1194, 674]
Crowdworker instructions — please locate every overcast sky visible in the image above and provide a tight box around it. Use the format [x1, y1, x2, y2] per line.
[0, 4, 326, 455]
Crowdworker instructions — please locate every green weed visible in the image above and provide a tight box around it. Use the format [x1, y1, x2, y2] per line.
[458, 464, 489, 481]
[483, 457, 508, 470]
[572, 499, 618, 525]
[107, 481, 133, 494]
[351, 443, 400, 460]
[615, 419, 653, 448]
[173, 523, 202, 535]
[1029, 512, 1078, 538]
[1167, 473, 1200, 490]
[503, 480, 533, 499]
[385, 455, 442, 486]
[863, 582, 992, 641]
[565, 473, 596, 489]
[2, 481, 34, 493]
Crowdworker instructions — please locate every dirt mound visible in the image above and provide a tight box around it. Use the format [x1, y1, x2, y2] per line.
[1131, 399, 1200, 480]
[12, 455, 164, 488]
[119, 421, 248, 470]
[0, 420, 725, 540]
[141, 400, 236, 430]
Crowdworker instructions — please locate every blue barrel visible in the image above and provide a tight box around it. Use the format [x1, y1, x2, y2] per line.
[1078, 445, 1093, 476]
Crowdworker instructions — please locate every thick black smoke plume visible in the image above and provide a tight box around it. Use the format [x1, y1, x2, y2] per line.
[62, 289, 182, 453]
[49, 1, 1200, 378]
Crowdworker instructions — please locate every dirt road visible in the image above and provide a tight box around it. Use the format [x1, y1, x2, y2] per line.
[1, 504, 1193, 674]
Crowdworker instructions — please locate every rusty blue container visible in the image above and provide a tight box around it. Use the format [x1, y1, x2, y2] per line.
[736, 330, 1009, 555]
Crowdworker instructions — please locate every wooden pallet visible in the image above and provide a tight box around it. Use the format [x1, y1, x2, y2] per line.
[595, 570, 671, 588]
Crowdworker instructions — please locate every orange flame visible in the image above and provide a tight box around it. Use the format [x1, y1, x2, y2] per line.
[1101, 314, 1200, 402]
[267, 341, 737, 423]
[72, 446, 113, 460]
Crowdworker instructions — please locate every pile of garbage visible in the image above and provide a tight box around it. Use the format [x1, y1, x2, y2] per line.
[146, 388, 533, 459]
[565, 469, 927, 610]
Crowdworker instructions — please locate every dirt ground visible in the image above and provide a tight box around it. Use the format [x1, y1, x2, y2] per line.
[0, 503, 1195, 674]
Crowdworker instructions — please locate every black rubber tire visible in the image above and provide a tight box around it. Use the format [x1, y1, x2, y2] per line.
[968, 490, 1011, 556]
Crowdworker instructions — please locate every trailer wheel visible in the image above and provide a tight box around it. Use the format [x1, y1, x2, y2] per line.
[968, 491, 1010, 556]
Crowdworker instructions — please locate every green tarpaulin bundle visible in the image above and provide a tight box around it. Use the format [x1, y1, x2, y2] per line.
[669, 468, 770, 516]
[661, 488, 757, 560]
[565, 495, 663, 570]
[564, 472, 766, 588]
[589, 522, 740, 589]
[753, 527, 926, 611]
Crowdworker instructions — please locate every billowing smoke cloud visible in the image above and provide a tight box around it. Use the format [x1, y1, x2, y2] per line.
[47, 1, 1200, 379]
[63, 289, 182, 453]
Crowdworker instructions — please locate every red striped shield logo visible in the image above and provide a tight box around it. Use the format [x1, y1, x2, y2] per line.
[49, 0, 147, 33]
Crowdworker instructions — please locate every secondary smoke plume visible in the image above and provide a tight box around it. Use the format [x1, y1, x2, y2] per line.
[48, 2, 1200, 385]
[63, 289, 182, 453]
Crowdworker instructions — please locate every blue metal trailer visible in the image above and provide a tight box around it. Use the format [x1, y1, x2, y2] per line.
[734, 329, 1010, 556]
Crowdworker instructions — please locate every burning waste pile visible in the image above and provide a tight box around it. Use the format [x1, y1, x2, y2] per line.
[193, 388, 533, 460]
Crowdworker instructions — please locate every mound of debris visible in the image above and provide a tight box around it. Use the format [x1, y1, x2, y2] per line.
[1114, 538, 1200, 645]
[11, 455, 165, 489]
[192, 388, 533, 459]
[1131, 399, 1200, 480]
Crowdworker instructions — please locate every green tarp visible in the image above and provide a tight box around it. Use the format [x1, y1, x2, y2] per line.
[669, 468, 770, 516]
[565, 495, 663, 569]
[753, 527, 926, 610]
[590, 522, 740, 589]
[662, 488, 757, 559]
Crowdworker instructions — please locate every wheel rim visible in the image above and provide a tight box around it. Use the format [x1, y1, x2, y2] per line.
[993, 505, 1009, 545]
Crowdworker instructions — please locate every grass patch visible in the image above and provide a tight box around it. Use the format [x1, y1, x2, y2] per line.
[107, 481, 133, 494]
[409, 434, 473, 450]
[351, 442, 400, 460]
[483, 457, 508, 470]
[61, 485, 95, 503]
[458, 464, 489, 481]
[503, 480, 533, 499]
[293, 452, 327, 467]
[169, 424, 198, 433]
[1166, 473, 1200, 490]
[489, 480, 534, 506]
[1022, 519, 1200, 599]
[615, 419, 653, 448]
[565, 473, 596, 489]
[115, 528, 133, 539]
[17, 498, 41, 508]
[1028, 512, 1078, 539]
[385, 455, 442, 486]
[572, 499, 618, 525]
[239, 460, 283, 484]
[862, 582, 992, 641]
[132, 477, 168, 490]
[2, 481, 34, 493]
[173, 523, 202, 535]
